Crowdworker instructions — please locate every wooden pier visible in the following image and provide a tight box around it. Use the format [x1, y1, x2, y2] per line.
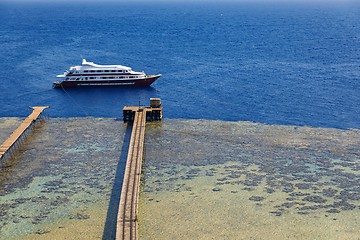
[116, 99, 162, 240]
[0, 106, 48, 160]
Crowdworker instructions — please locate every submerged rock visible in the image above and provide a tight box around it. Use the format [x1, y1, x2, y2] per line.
[270, 211, 283, 216]
[35, 229, 50, 235]
[326, 209, 341, 214]
[295, 183, 312, 190]
[77, 213, 90, 220]
[264, 188, 275, 194]
[322, 188, 338, 197]
[303, 195, 327, 204]
[281, 202, 296, 208]
[212, 187, 221, 192]
[249, 196, 265, 202]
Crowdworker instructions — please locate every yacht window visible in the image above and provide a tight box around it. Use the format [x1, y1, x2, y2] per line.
[111, 70, 116, 72]
[118, 70, 123, 73]
[104, 70, 109, 72]
[90, 70, 95, 73]
[84, 70, 89, 73]
[97, 70, 102, 72]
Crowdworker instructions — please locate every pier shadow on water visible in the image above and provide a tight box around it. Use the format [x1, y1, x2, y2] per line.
[102, 123, 133, 240]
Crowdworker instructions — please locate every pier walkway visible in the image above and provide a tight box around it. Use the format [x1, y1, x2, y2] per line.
[116, 98, 162, 240]
[116, 109, 146, 240]
[0, 106, 48, 160]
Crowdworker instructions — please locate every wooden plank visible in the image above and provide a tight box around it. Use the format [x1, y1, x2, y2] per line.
[0, 106, 48, 160]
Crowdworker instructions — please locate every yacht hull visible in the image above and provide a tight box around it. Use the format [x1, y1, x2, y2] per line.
[53, 75, 160, 88]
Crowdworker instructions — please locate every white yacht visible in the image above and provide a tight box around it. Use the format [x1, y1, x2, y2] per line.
[53, 59, 161, 88]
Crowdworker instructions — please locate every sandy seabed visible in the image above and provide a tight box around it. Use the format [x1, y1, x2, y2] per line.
[139, 120, 360, 240]
[0, 118, 124, 239]
[1, 118, 359, 239]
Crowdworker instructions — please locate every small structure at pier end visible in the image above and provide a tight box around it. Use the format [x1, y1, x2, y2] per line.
[117, 98, 162, 240]
[123, 98, 162, 123]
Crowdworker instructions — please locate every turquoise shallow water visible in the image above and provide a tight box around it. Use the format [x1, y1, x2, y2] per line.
[0, 118, 125, 239]
[140, 119, 360, 239]
[1, 118, 360, 239]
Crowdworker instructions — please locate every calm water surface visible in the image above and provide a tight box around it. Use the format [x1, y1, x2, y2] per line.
[1, 1, 360, 239]
[0, 2, 359, 128]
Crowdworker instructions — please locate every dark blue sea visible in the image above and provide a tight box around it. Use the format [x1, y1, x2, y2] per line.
[1, 1, 360, 129]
